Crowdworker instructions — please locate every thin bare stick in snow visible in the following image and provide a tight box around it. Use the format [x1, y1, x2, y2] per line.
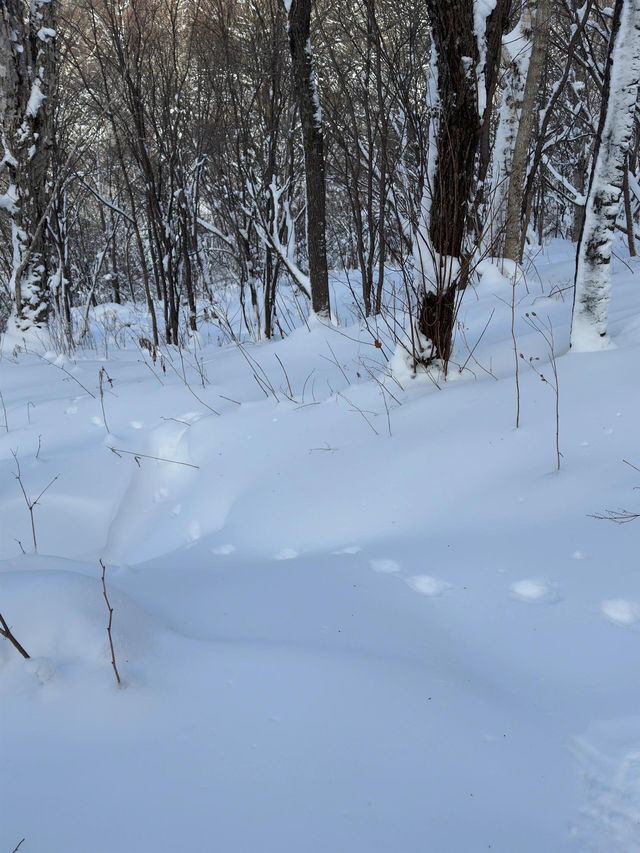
[11, 450, 59, 551]
[0, 614, 30, 659]
[99, 560, 121, 686]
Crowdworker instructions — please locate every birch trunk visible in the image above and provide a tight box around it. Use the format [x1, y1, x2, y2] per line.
[502, 0, 550, 261]
[490, 2, 534, 247]
[571, 0, 640, 351]
[1, 0, 59, 331]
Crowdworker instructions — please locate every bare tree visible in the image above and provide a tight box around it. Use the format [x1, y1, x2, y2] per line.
[285, 0, 331, 319]
[419, 0, 511, 367]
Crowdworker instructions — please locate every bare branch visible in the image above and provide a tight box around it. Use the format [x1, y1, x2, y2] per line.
[99, 560, 121, 686]
[0, 613, 30, 659]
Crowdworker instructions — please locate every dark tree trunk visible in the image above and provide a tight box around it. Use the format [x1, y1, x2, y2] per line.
[623, 153, 637, 256]
[425, 0, 479, 260]
[421, 0, 511, 367]
[287, 0, 331, 318]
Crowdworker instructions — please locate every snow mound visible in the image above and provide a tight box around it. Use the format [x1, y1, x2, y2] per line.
[405, 575, 452, 597]
[0, 562, 159, 686]
[510, 578, 558, 604]
[601, 599, 640, 627]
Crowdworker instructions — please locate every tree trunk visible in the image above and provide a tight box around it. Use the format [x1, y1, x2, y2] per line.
[623, 153, 637, 256]
[286, 0, 331, 319]
[571, 0, 640, 350]
[421, 0, 510, 366]
[1, 0, 59, 331]
[490, 3, 534, 249]
[503, 0, 551, 261]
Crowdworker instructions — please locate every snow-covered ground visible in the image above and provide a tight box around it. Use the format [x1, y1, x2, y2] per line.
[1, 241, 640, 852]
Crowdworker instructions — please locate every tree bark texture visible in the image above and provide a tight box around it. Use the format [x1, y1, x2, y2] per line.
[571, 0, 640, 350]
[287, 0, 331, 318]
[503, 0, 550, 261]
[421, 0, 510, 365]
[1, 0, 59, 330]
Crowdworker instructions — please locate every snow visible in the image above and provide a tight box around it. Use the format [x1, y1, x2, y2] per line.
[37, 27, 56, 42]
[25, 78, 45, 118]
[1, 241, 640, 851]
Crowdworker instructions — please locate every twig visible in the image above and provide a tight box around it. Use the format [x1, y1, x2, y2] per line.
[337, 392, 379, 435]
[590, 460, 640, 523]
[23, 348, 96, 398]
[0, 613, 30, 659]
[162, 349, 220, 415]
[589, 508, 639, 524]
[109, 446, 199, 469]
[218, 394, 242, 406]
[99, 560, 121, 686]
[160, 416, 192, 426]
[522, 313, 562, 470]
[511, 274, 521, 428]
[274, 352, 294, 400]
[456, 309, 497, 380]
[0, 389, 8, 432]
[10, 838, 26, 853]
[98, 367, 111, 433]
[233, 341, 279, 400]
[11, 450, 59, 551]
[325, 341, 350, 384]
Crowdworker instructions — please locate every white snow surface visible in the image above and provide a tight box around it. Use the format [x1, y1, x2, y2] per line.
[1, 241, 640, 852]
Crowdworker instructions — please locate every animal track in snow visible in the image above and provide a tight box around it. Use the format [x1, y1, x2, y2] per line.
[274, 548, 299, 560]
[370, 558, 400, 574]
[601, 599, 640, 627]
[332, 546, 362, 555]
[154, 487, 169, 503]
[65, 405, 78, 415]
[130, 420, 143, 429]
[405, 575, 452, 597]
[572, 550, 588, 560]
[510, 578, 558, 604]
[24, 657, 56, 685]
[186, 521, 201, 543]
[212, 544, 236, 555]
[571, 718, 640, 852]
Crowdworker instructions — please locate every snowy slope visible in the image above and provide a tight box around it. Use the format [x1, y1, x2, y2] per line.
[1, 242, 640, 852]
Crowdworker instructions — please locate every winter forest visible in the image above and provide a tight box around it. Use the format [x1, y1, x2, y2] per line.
[2, 0, 640, 850]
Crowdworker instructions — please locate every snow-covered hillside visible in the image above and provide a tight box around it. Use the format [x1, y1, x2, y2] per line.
[1, 242, 640, 852]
